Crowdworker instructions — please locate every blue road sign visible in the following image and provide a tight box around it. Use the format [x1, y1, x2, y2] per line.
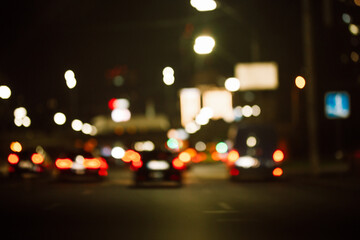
[325, 91, 350, 119]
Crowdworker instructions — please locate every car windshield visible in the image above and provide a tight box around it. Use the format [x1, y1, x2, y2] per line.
[140, 150, 174, 162]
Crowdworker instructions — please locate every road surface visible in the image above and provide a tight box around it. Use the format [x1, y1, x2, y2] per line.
[1, 163, 359, 239]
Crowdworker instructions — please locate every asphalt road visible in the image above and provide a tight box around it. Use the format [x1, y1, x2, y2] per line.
[1, 163, 359, 240]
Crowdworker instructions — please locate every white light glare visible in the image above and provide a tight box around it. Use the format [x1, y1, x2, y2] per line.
[111, 146, 125, 159]
[195, 107, 214, 125]
[242, 105, 253, 117]
[194, 36, 215, 54]
[71, 119, 83, 131]
[163, 66, 175, 86]
[185, 121, 200, 134]
[134, 141, 155, 152]
[14, 107, 27, 119]
[235, 156, 259, 168]
[0, 85, 11, 99]
[82, 123, 92, 135]
[54, 112, 66, 125]
[64, 70, 77, 89]
[22, 116, 31, 127]
[190, 0, 217, 12]
[246, 136, 257, 147]
[195, 141, 206, 152]
[225, 78, 241, 92]
[111, 108, 131, 122]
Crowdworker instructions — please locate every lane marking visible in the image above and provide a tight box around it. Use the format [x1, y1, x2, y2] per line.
[217, 219, 242, 222]
[218, 202, 233, 210]
[203, 210, 239, 214]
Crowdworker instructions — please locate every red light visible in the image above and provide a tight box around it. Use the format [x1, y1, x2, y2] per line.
[273, 167, 283, 177]
[8, 166, 15, 173]
[211, 151, 221, 161]
[55, 158, 73, 169]
[31, 153, 44, 165]
[230, 168, 240, 176]
[108, 98, 117, 110]
[83, 158, 101, 169]
[273, 149, 284, 162]
[99, 158, 108, 170]
[170, 174, 180, 181]
[172, 158, 185, 170]
[98, 169, 108, 176]
[8, 154, 19, 164]
[132, 160, 143, 169]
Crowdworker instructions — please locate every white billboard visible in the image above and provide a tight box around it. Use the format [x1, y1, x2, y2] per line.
[179, 88, 201, 127]
[234, 62, 279, 90]
[202, 89, 234, 122]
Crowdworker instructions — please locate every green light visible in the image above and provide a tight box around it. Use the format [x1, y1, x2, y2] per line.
[167, 138, 179, 150]
[216, 142, 228, 153]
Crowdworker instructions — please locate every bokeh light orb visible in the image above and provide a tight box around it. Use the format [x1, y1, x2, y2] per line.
[54, 112, 66, 125]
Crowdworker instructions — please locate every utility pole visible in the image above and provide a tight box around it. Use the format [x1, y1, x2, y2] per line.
[302, 0, 320, 175]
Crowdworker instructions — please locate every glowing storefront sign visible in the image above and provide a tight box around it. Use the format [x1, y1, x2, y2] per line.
[234, 62, 278, 90]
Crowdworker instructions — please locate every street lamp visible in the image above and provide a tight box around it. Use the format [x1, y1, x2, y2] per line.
[64, 70, 77, 89]
[71, 119, 83, 131]
[190, 0, 217, 12]
[0, 85, 11, 99]
[162, 66, 175, 86]
[193, 35, 216, 54]
[295, 76, 306, 89]
[54, 112, 66, 125]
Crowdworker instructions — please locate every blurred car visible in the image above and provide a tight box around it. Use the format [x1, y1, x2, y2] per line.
[227, 124, 285, 180]
[7, 148, 53, 178]
[54, 150, 108, 180]
[131, 149, 185, 187]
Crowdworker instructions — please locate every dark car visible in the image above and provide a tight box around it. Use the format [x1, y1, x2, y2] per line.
[131, 149, 185, 187]
[227, 124, 285, 180]
[54, 150, 108, 181]
[7, 148, 52, 178]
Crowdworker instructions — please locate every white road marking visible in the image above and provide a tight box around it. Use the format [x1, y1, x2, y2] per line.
[203, 210, 239, 214]
[218, 202, 233, 210]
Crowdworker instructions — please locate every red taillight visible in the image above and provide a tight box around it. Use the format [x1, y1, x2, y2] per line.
[132, 160, 143, 169]
[55, 158, 73, 169]
[172, 158, 185, 170]
[83, 158, 101, 169]
[123, 150, 141, 163]
[273, 149, 284, 162]
[99, 158, 108, 170]
[8, 154, 19, 165]
[31, 153, 44, 165]
[98, 169, 108, 176]
[230, 168, 240, 176]
[273, 167, 283, 177]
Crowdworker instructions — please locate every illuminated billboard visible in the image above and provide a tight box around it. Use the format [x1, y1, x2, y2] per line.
[202, 89, 234, 122]
[179, 88, 201, 127]
[234, 62, 279, 90]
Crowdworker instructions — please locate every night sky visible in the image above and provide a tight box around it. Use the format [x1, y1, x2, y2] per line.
[1, 0, 359, 153]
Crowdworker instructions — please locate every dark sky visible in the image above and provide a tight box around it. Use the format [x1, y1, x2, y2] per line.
[0, 0, 305, 130]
